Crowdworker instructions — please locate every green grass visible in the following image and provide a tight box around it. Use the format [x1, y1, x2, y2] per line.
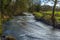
[33, 11, 60, 23]
[46, 11, 60, 22]
[46, 11, 60, 15]
[33, 12, 43, 18]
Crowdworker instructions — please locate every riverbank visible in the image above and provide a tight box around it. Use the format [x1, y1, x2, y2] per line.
[33, 12, 60, 29]
[0, 15, 13, 35]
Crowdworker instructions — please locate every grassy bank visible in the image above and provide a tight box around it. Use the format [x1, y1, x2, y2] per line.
[33, 11, 60, 24]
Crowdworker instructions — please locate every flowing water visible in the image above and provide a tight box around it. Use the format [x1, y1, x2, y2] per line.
[2, 14, 60, 40]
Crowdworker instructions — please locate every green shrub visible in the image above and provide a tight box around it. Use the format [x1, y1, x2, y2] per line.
[33, 12, 43, 19]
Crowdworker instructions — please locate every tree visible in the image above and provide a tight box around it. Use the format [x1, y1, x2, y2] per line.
[51, 0, 57, 29]
[13, 0, 30, 15]
[1, 0, 30, 16]
[28, 0, 41, 12]
[1, 0, 11, 16]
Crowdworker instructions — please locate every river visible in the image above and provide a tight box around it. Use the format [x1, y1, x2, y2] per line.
[2, 13, 60, 40]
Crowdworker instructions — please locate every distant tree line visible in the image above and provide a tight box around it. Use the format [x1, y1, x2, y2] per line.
[1, 0, 60, 16]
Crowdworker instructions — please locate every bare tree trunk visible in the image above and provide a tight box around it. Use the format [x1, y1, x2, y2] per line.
[52, 0, 57, 29]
